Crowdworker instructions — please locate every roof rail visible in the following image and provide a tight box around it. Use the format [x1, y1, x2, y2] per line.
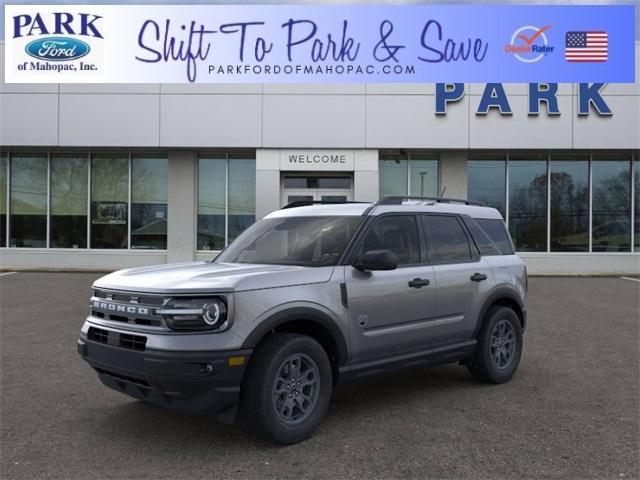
[281, 200, 367, 209]
[376, 196, 485, 207]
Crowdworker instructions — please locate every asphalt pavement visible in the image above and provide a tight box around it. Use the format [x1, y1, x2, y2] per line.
[0, 273, 638, 479]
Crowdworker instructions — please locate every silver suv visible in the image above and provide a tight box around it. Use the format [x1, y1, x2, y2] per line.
[78, 196, 527, 444]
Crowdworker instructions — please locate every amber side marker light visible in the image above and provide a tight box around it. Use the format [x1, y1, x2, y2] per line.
[228, 356, 246, 367]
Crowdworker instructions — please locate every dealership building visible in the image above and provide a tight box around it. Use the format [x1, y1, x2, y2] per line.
[0, 42, 638, 274]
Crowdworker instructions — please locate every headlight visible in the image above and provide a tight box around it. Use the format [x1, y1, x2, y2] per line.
[158, 297, 229, 331]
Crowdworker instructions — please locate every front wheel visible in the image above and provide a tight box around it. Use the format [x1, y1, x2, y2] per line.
[467, 306, 523, 384]
[240, 333, 332, 444]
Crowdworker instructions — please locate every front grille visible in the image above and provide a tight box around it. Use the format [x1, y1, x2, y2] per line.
[90, 289, 167, 329]
[119, 333, 147, 351]
[87, 327, 147, 351]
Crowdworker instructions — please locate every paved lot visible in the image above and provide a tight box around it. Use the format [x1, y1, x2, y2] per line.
[1, 273, 639, 480]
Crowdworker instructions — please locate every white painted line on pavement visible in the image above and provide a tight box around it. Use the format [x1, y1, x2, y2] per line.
[620, 277, 640, 283]
[0, 272, 17, 277]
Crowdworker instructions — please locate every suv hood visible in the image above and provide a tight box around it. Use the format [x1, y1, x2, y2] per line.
[93, 261, 335, 294]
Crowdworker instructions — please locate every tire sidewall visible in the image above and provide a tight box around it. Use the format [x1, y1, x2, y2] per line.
[259, 336, 332, 443]
[480, 307, 523, 383]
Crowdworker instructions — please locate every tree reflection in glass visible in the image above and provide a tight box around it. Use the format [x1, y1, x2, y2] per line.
[592, 156, 631, 252]
[508, 157, 547, 252]
[550, 157, 589, 252]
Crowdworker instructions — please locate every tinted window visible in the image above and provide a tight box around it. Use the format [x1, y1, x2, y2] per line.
[476, 218, 515, 255]
[422, 215, 472, 264]
[360, 215, 420, 265]
[463, 218, 501, 256]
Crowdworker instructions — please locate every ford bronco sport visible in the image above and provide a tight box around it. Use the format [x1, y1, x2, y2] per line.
[78, 196, 527, 444]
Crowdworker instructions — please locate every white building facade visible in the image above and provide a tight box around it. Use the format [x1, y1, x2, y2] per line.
[1, 42, 639, 274]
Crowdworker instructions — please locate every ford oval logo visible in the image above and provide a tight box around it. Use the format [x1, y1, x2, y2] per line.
[25, 37, 90, 62]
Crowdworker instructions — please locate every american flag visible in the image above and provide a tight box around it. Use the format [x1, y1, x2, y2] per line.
[565, 31, 608, 62]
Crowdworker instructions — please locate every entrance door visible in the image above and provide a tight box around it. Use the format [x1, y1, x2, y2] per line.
[282, 175, 353, 206]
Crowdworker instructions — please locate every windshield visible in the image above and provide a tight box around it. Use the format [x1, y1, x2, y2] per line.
[216, 216, 363, 267]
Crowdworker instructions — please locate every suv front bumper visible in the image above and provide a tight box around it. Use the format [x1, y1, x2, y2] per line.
[77, 335, 252, 418]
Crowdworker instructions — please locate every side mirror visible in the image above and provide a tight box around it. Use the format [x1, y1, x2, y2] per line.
[353, 249, 398, 271]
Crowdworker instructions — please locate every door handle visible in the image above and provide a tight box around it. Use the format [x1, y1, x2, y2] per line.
[408, 278, 430, 288]
[470, 273, 487, 282]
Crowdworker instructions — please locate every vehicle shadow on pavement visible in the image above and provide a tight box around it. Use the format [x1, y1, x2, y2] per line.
[92, 364, 481, 449]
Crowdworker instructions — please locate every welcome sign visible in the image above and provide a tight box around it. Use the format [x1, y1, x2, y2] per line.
[3, 4, 636, 83]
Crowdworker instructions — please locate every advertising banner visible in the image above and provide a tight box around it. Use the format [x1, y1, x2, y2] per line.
[3, 4, 636, 83]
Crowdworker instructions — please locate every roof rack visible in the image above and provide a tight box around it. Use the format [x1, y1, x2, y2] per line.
[282, 200, 367, 209]
[376, 196, 485, 206]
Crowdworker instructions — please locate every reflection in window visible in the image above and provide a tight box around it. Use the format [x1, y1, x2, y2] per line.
[362, 215, 420, 265]
[423, 215, 472, 264]
[228, 157, 256, 243]
[467, 158, 506, 218]
[0, 155, 6, 247]
[379, 152, 408, 197]
[10, 155, 47, 247]
[379, 152, 439, 199]
[131, 156, 168, 249]
[409, 156, 438, 197]
[91, 155, 128, 249]
[197, 157, 226, 250]
[550, 156, 589, 252]
[592, 155, 631, 252]
[508, 155, 547, 252]
[50, 155, 88, 248]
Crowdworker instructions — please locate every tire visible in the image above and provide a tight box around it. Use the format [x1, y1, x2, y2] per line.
[240, 333, 332, 445]
[467, 306, 523, 384]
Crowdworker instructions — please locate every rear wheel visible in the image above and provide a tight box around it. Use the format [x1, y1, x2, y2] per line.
[467, 306, 522, 383]
[241, 333, 332, 444]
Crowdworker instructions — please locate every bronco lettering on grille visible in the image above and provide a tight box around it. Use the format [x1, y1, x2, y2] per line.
[91, 300, 149, 315]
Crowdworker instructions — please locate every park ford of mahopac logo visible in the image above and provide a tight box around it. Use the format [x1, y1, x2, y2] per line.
[12, 12, 103, 73]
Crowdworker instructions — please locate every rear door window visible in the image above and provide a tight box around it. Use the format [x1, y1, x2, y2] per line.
[422, 215, 473, 264]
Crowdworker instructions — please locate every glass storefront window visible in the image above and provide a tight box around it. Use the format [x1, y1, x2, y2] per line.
[549, 155, 589, 252]
[131, 156, 168, 249]
[50, 155, 88, 248]
[592, 154, 631, 252]
[409, 156, 438, 197]
[379, 151, 438, 198]
[228, 156, 256, 243]
[0, 155, 7, 247]
[379, 151, 408, 198]
[508, 154, 548, 252]
[198, 157, 226, 250]
[91, 155, 128, 249]
[10, 155, 47, 248]
[198, 154, 256, 250]
[467, 156, 506, 218]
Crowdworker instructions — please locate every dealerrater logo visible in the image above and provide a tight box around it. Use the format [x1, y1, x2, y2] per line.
[12, 12, 103, 72]
[505, 25, 554, 63]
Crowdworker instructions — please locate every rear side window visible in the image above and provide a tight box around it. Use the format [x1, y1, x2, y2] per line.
[476, 218, 515, 255]
[422, 215, 472, 264]
[463, 218, 501, 256]
[360, 215, 420, 265]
